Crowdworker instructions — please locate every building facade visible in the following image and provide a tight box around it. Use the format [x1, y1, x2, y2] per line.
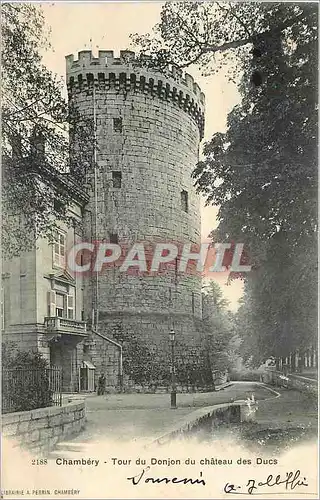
[2, 187, 87, 392]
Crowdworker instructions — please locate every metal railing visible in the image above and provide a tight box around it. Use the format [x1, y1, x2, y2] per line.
[44, 316, 87, 333]
[2, 366, 62, 414]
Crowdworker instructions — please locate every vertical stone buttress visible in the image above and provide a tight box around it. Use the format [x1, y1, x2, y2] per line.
[66, 50, 206, 388]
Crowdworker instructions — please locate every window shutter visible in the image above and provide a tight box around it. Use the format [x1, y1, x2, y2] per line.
[67, 295, 74, 319]
[67, 295, 74, 309]
[47, 291, 56, 317]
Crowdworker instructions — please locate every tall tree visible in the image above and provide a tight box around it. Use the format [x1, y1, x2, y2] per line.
[133, 2, 318, 363]
[1, 3, 92, 258]
[193, 6, 317, 250]
[202, 281, 235, 375]
[193, 4, 318, 361]
[132, 3, 317, 258]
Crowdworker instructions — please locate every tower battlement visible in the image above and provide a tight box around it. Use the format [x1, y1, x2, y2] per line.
[66, 50, 205, 137]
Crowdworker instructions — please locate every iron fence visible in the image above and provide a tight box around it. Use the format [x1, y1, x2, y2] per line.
[1, 366, 62, 414]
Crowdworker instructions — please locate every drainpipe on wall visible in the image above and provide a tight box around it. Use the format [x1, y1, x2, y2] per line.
[91, 84, 124, 393]
[93, 84, 99, 328]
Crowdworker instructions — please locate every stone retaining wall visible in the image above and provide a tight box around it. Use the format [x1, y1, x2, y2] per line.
[261, 370, 318, 395]
[153, 402, 254, 446]
[2, 401, 86, 456]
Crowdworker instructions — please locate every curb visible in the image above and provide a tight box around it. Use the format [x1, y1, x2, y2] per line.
[215, 382, 233, 391]
[147, 401, 249, 448]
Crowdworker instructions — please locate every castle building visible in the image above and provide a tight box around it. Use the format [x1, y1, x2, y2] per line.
[2, 50, 206, 392]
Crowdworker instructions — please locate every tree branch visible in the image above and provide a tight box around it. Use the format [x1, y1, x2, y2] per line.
[172, 9, 206, 50]
[163, 7, 308, 69]
[216, 2, 252, 38]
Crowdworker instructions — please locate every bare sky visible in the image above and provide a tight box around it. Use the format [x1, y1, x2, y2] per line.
[41, 1, 244, 309]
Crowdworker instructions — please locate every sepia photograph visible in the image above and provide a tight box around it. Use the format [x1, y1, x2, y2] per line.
[1, 1, 318, 499]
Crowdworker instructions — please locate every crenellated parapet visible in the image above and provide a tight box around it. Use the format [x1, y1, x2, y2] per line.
[66, 50, 205, 138]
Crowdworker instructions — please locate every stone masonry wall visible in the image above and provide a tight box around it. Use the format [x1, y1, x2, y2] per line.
[154, 402, 256, 446]
[2, 330, 39, 353]
[261, 369, 318, 396]
[66, 50, 206, 386]
[98, 312, 209, 389]
[82, 332, 120, 389]
[2, 401, 86, 456]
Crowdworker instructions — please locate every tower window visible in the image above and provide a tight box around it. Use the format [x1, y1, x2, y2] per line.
[112, 171, 122, 188]
[181, 190, 189, 213]
[191, 292, 195, 314]
[113, 117, 123, 132]
[109, 233, 118, 244]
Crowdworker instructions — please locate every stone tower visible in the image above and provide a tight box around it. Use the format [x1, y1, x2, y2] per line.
[66, 50, 206, 388]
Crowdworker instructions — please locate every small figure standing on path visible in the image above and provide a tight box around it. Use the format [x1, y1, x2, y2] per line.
[97, 372, 106, 395]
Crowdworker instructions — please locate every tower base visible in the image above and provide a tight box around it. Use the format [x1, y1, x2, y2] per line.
[92, 311, 213, 392]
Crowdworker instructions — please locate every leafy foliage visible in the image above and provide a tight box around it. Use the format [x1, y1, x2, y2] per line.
[235, 233, 317, 365]
[114, 332, 213, 389]
[193, 6, 318, 250]
[121, 337, 168, 386]
[202, 281, 236, 376]
[135, 3, 318, 364]
[203, 280, 230, 311]
[131, 3, 314, 77]
[2, 3, 92, 258]
[201, 5, 318, 363]
[2, 343, 53, 412]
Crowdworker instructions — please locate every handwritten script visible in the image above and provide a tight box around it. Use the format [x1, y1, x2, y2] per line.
[224, 469, 308, 495]
[127, 466, 205, 486]
[126, 466, 310, 495]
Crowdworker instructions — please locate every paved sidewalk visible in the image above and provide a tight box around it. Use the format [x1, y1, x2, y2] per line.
[61, 382, 273, 444]
[49, 382, 318, 462]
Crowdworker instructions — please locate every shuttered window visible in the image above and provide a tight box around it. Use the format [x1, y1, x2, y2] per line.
[67, 295, 74, 319]
[47, 289, 75, 319]
[53, 231, 66, 267]
[56, 293, 64, 317]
